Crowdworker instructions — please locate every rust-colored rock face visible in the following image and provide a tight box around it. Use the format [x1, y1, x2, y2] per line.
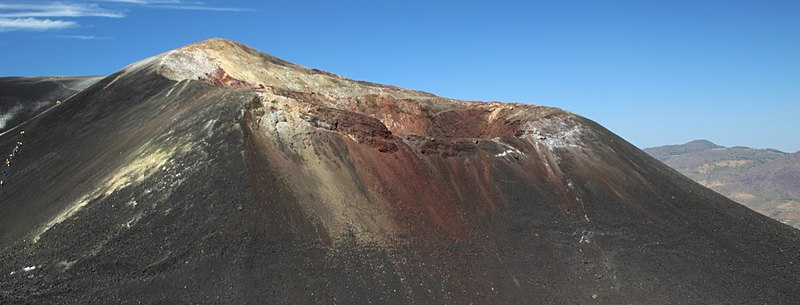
[201, 67, 254, 89]
[0, 39, 798, 304]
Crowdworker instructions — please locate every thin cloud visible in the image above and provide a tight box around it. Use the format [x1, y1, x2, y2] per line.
[0, 1, 252, 33]
[99, 0, 180, 3]
[98, 0, 251, 12]
[152, 5, 254, 12]
[60, 34, 113, 40]
[0, 3, 124, 18]
[0, 17, 76, 31]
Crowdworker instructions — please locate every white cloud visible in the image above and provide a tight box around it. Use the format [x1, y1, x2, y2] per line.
[0, 3, 124, 18]
[0, 17, 76, 31]
[0, 1, 253, 32]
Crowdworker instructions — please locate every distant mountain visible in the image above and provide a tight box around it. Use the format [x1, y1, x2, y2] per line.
[645, 141, 800, 228]
[645, 140, 722, 159]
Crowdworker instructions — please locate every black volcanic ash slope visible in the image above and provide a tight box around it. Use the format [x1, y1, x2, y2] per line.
[0, 76, 103, 134]
[0, 39, 798, 305]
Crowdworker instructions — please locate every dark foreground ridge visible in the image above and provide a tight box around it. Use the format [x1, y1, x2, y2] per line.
[0, 39, 798, 304]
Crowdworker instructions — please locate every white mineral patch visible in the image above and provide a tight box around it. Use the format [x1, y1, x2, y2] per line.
[22, 266, 36, 272]
[158, 49, 218, 82]
[495, 149, 520, 158]
[523, 117, 586, 150]
[579, 231, 593, 244]
[575, 196, 590, 222]
[56, 260, 76, 271]
[491, 138, 525, 158]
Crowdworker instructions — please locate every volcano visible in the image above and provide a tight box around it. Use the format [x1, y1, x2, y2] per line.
[1, 39, 798, 304]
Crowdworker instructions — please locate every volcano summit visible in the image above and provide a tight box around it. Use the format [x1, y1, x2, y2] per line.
[0, 39, 798, 304]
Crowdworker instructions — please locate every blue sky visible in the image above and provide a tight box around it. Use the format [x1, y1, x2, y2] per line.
[1, 0, 798, 152]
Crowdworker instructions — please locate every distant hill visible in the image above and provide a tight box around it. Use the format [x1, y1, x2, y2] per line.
[645, 141, 800, 228]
